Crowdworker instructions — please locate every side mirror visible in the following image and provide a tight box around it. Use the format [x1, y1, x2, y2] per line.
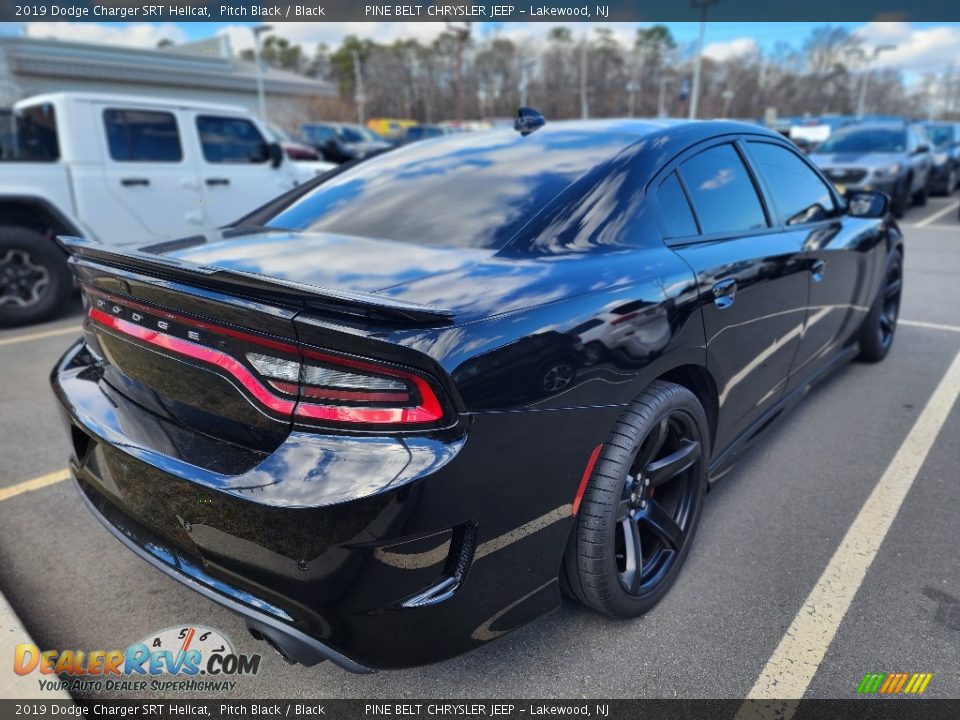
[268, 142, 284, 168]
[915, 144, 930, 155]
[846, 190, 889, 219]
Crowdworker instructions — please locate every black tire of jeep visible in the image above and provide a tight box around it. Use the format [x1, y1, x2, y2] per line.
[561, 381, 709, 617]
[857, 249, 902, 363]
[0, 226, 72, 327]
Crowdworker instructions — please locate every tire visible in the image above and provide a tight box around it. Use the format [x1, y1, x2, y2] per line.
[857, 249, 902, 363]
[938, 169, 957, 196]
[890, 180, 909, 219]
[911, 178, 928, 207]
[0, 226, 72, 327]
[561, 381, 709, 617]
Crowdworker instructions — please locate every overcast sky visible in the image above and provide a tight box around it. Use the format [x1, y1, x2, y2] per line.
[1, 21, 957, 82]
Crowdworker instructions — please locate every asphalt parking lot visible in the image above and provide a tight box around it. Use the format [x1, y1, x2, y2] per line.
[1, 196, 958, 700]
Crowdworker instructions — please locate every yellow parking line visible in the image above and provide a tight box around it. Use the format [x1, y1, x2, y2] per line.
[0, 469, 71, 503]
[0, 325, 81, 348]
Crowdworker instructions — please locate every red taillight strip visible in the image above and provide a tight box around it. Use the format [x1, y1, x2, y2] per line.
[89, 307, 297, 415]
[87, 307, 444, 425]
[571, 444, 604, 516]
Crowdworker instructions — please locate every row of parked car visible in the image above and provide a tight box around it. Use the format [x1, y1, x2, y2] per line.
[794, 119, 960, 218]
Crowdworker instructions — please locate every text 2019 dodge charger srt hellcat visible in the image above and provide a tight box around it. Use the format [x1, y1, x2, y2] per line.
[52, 118, 902, 672]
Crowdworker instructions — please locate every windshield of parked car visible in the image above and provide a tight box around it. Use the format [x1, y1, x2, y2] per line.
[924, 126, 955, 148]
[335, 125, 380, 143]
[1, 103, 59, 162]
[264, 126, 642, 249]
[817, 128, 906, 154]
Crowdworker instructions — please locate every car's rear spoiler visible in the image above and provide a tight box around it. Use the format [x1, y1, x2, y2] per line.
[57, 236, 455, 326]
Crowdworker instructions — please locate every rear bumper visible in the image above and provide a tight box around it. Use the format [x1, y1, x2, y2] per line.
[52, 340, 620, 670]
[71, 474, 373, 673]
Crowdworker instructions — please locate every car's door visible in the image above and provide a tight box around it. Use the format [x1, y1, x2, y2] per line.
[658, 139, 810, 455]
[741, 138, 881, 393]
[189, 112, 296, 227]
[88, 105, 204, 243]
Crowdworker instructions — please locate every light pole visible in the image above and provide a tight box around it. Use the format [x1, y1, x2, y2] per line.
[447, 22, 471, 123]
[580, 31, 589, 119]
[627, 45, 646, 117]
[352, 48, 365, 125]
[856, 44, 897, 120]
[251, 24, 273, 123]
[688, 0, 717, 120]
[657, 76, 673, 117]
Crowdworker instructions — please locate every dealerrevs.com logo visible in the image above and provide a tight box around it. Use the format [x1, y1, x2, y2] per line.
[13, 626, 262, 694]
[857, 672, 934, 695]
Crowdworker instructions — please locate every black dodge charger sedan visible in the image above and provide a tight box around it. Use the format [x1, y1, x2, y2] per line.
[52, 117, 902, 672]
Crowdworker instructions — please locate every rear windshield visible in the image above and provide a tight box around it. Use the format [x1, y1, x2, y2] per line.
[265, 128, 636, 249]
[1, 103, 59, 162]
[817, 128, 906, 154]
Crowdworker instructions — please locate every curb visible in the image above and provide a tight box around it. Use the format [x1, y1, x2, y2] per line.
[0, 586, 74, 701]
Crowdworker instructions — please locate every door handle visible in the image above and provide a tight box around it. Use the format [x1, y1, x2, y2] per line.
[121, 178, 150, 187]
[711, 278, 737, 309]
[205, 178, 230, 186]
[811, 259, 826, 283]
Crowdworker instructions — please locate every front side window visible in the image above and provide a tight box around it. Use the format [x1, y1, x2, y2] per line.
[4, 103, 60, 162]
[104, 109, 182, 162]
[679, 144, 768, 235]
[747, 142, 838, 226]
[196, 116, 269, 164]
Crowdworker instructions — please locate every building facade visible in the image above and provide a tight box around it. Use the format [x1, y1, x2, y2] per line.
[0, 34, 335, 131]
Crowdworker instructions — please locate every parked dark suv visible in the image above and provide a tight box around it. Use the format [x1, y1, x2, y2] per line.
[810, 122, 933, 217]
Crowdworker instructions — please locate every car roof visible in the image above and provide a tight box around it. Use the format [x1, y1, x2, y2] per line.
[400, 118, 781, 158]
[14, 92, 249, 115]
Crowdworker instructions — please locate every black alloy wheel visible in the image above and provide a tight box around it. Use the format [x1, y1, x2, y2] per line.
[858, 249, 902, 363]
[562, 381, 709, 617]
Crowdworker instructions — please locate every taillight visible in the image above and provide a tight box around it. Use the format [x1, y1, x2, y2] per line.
[245, 350, 444, 424]
[86, 291, 446, 429]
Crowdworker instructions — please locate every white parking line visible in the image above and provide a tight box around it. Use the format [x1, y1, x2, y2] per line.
[900, 319, 960, 333]
[742, 348, 960, 707]
[0, 325, 80, 348]
[0, 469, 70, 503]
[912, 199, 959, 227]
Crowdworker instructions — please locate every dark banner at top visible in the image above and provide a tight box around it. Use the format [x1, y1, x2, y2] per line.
[1, 0, 959, 23]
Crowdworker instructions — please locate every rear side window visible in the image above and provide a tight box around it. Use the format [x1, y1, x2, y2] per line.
[104, 109, 182, 162]
[747, 142, 837, 225]
[197, 116, 269, 164]
[679, 144, 767, 235]
[657, 172, 698, 238]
